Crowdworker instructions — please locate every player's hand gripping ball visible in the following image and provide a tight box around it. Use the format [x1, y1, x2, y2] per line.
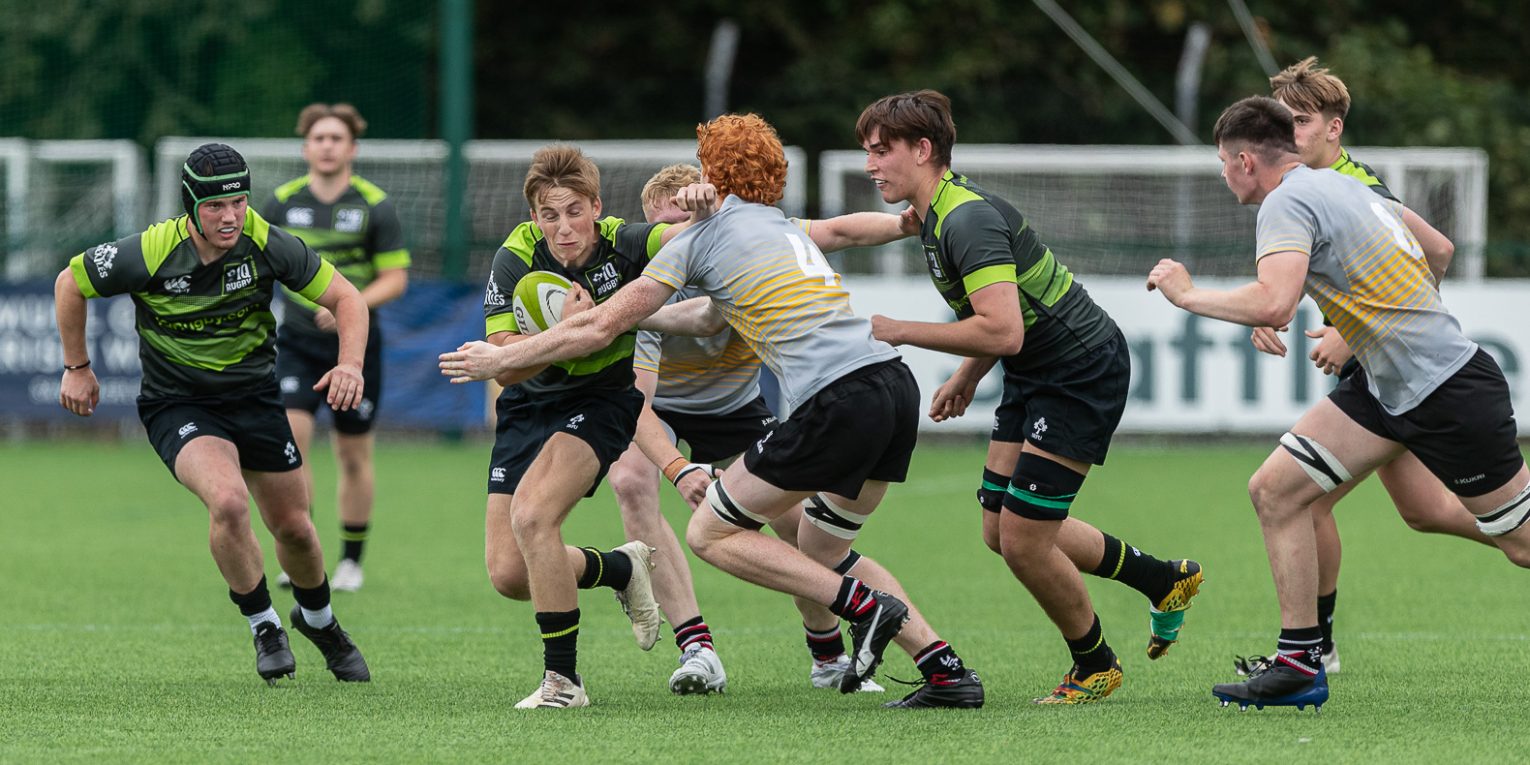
[512, 271, 573, 335]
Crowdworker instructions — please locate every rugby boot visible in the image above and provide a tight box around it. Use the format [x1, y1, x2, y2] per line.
[810, 655, 885, 692]
[883, 669, 985, 709]
[612, 541, 663, 651]
[289, 605, 371, 682]
[515, 670, 590, 709]
[253, 621, 295, 686]
[1147, 559, 1203, 659]
[1214, 663, 1328, 712]
[1034, 657, 1123, 704]
[841, 590, 909, 693]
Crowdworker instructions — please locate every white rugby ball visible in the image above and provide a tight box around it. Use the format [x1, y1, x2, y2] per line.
[512, 271, 572, 335]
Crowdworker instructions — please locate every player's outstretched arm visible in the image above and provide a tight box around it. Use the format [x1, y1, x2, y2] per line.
[1401, 207, 1454, 284]
[311, 274, 369, 411]
[1147, 252, 1308, 327]
[54, 268, 99, 417]
[638, 297, 726, 337]
[441, 277, 677, 383]
[807, 207, 920, 253]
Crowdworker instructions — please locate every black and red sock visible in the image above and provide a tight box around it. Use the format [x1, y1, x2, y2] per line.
[673, 616, 714, 653]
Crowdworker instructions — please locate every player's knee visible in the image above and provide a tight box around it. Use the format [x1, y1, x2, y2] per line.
[205, 489, 252, 527]
[607, 462, 652, 509]
[803, 494, 868, 542]
[684, 509, 718, 561]
[485, 556, 531, 600]
[508, 505, 557, 544]
[1001, 454, 1084, 522]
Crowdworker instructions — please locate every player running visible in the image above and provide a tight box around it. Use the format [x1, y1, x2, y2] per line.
[854, 90, 1203, 704]
[55, 144, 371, 685]
[1148, 96, 1530, 710]
[1240, 58, 1497, 676]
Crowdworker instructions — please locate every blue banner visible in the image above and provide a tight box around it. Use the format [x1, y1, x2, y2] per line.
[0, 279, 492, 430]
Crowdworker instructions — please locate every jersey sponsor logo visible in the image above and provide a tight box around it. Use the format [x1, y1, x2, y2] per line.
[223, 259, 255, 293]
[585, 261, 622, 299]
[484, 274, 507, 307]
[285, 207, 315, 227]
[92, 243, 118, 278]
[153, 300, 260, 333]
[334, 207, 366, 233]
[284, 441, 298, 464]
[163, 275, 192, 294]
[177, 422, 198, 438]
[1031, 416, 1048, 441]
[490, 467, 507, 483]
[922, 243, 946, 282]
[565, 413, 585, 430]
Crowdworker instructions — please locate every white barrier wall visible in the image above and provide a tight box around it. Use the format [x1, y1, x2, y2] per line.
[845, 276, 1528, 435]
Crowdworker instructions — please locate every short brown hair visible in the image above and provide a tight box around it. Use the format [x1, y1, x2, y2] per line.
[855, 90, 957, 167]
[1212, 96, 1299, 162]
[696, 114, 788, 205]
[296, 103, 367, 140]
[1269, 57, 1351, 119]
[641, 164, 702, 210]
[523, 144, 601, 209]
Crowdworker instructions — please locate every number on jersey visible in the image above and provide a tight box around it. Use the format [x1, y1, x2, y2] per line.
[786, 233, 839, 286]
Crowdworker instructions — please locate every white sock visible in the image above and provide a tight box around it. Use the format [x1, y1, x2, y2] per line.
[301, 605, 334, 628]
[246, 607, 280, 635]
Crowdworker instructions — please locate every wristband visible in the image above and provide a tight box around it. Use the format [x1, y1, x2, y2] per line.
[662, 457, 689, 483]
[674, 463, 713, 485]
[64, 360, 91, 371]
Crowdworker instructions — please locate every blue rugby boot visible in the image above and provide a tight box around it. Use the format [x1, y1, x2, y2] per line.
[1213, 663, 1328, 712]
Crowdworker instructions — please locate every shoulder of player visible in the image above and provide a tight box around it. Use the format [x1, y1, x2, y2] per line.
[347, 175, 390, 206]
[272, 175, 312, 204]
[245, 209, 307, 256]
[497, 221, 542, 266]
[931, 181, 1007, 242]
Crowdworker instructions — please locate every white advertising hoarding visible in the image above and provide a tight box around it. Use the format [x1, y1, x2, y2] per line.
[844, 276, 1527, 435]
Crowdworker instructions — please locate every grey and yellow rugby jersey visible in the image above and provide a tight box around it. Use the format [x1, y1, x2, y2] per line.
[1257, 165, 1476, 414]
[643, 196, 899, 417]
[262, 175, 409, 336]
[631, 218, 815, 416]
[483, 217, 667, 397]
[921, 171, 1116, 373]
[1329, 148, 1399, 203]
[69, 210, 337, 398]
[633, 287, 763, 416]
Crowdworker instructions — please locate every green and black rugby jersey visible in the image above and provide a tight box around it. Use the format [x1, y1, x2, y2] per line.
[262, 175, 408, 336]
[921, 170, 1116, 372]
[1330, 148, 1400, 202]
[483, 217, 668, 397]
[69, 210, 337, 399]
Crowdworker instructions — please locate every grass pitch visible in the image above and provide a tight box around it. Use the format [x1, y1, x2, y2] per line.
[4, 439, 1528, 763]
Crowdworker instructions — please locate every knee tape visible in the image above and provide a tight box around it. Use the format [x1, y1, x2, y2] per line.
[1477, 482, 1530, 537]
[832, 549, 863, 575]
[977, 468, 1007, 513]
[1002, 453, 1085, 521]
[706, 479, 768, 531]
[1279, 432, 1353, 492]
[803, 494, 870, 541]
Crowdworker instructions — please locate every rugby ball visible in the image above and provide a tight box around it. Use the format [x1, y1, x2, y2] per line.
[512, 271, 572, 335]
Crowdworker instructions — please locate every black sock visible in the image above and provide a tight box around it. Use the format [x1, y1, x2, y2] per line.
[536, 609, 580, 681]
[806, 624, 845, 661]
[829, 577, 875, 618]
[341, 522, 369, 563]
[290, 576, 332, 612]
[913, 641, 965, 680]
[1065, 614, 1114, 675]
[1317, 590, 1337, 652]
[576, 547, 633, 590]
[1276, 626, 1324, 676]
[674, 616, 713, 653]
[228, 576, 273, 617]
[1093, 533, 1174, 605]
